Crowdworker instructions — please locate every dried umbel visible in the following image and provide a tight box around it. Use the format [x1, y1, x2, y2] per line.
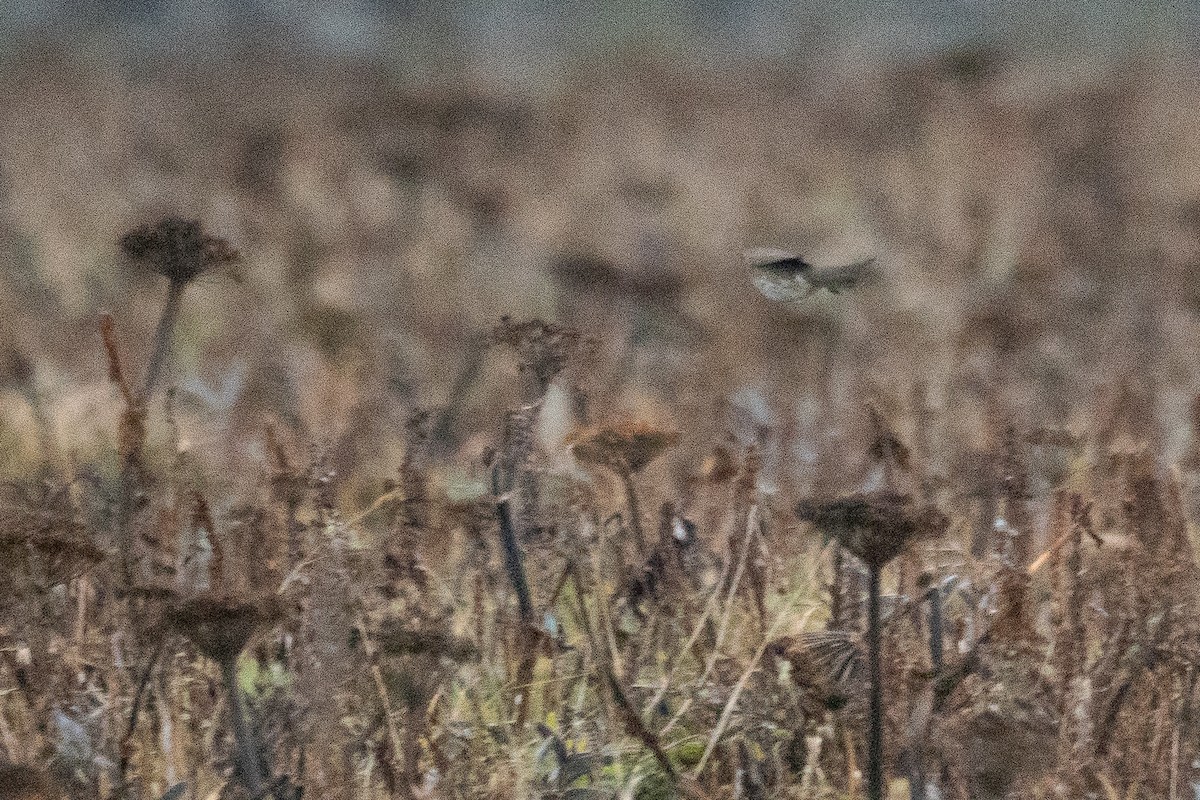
[569, 420, 680, 554]
[568, 421, 680, 475]
[491, 316, 582, 393]
[951, 700, 1057, 799]
[166, 593, 277, 798]
[796, 491, 947, 570]
[378, 618, 479, 663]
[0, 763, 60, 800]
[165, 594, 265, 665]
[549, 252, 684, 305]
[796, 490, 948, 800]
[120, 216, 241, 286]
[0, 482, 103, 596]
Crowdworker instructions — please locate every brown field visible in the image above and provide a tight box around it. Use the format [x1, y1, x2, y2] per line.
[2, 41, 1200, 799]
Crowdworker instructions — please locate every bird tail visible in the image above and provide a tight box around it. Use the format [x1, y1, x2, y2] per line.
[813, 258, 879, 294]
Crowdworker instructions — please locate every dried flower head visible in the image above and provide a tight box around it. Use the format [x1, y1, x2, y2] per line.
[550, 253, 684, 304]
[0, 483, 104, 594]
[166, 594, 265, 665]
[568, 420, 680, 474]
[953, 693, 1057, 799]
[120, 216, 241, 285]
[796, 491, 947, 569]
[377, 619, 479, 663]
[491, 316, 582, 392]
[0, 763, 58, 800]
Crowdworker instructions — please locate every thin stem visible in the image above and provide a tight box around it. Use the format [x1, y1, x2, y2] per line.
[222, 658, 267, 798]
[867, 566, 883, 800]
[495, 496, 533, 624]
[927, 586, 943, 673]
[909, 586, 943, 800]
[119, 638, 168, 784]
[115, 280, 184, 585]
[618, 470, 647, 555]
[142, 279, 185, 404]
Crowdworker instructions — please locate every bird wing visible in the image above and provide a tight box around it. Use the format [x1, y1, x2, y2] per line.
[809, 258, 879, 294]
[744, 247, 811, 275]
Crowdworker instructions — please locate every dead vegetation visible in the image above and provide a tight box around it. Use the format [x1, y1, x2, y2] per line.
[1, 42, 1200, 800]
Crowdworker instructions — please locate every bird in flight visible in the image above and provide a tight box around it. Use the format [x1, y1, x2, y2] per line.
[745, 248, 878, 302]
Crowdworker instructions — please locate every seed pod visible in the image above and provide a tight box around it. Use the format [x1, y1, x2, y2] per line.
[120, 216, 240, 286]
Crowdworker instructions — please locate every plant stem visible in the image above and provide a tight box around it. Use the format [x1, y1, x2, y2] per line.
[618, 470, 647, 555]
[867, 565, 883, 800]
[222, 658, 267, 798]
[115, 279, 184, 585]
[495, 495, 533, 624]
[142, 279, 185, 403]
[926, 585, 943, 673]
[908, 586, 943, 800]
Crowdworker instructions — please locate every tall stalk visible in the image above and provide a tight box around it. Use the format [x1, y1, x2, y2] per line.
[113, 217, 240, 585]
[141, 279, 186, 404]
[222, 658, 267, 798]
[867, 565, 883, 800]
[796, 490, 947, 800]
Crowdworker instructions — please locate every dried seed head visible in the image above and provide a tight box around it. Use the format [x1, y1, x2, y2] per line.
[166, 594, 265, 665]
[377, 619, 479, 663]
[797, 491, 947, 569]
[0, 483, 104, 594]
[120, 216, 241, 286]
[957, 707, 1057, 800]
[568, 420, 680, 474]
[0, 763, 58, 800]
[491, 316, 582, 392]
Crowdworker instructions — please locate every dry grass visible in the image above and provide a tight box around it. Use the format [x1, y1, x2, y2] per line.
[1, 41, 1200, 799]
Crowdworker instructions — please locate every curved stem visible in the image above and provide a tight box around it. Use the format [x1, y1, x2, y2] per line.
[495, 495, 533, 624]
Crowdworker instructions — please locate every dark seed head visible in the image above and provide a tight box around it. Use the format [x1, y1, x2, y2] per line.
[120, 216, 240, 286]
[166, 594, 264, 665]
[797, 491, 947, 569]
[568, 420, 680, 474]
[0, 763, 57, 800]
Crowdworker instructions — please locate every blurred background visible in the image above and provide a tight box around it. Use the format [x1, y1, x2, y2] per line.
[2, 2, 1196, 76]
[2, 1, 1200, 507]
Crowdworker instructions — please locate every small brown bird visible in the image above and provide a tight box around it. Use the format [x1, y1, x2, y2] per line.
[745, 248, 877, 301]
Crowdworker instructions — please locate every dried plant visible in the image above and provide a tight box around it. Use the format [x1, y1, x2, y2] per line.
[569, 420, 679, 553]
[4, 46, 1200, 800]
[0, 763, 59, 800]
[120, 216, 242, 401]
[797, 489, 948, 800]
